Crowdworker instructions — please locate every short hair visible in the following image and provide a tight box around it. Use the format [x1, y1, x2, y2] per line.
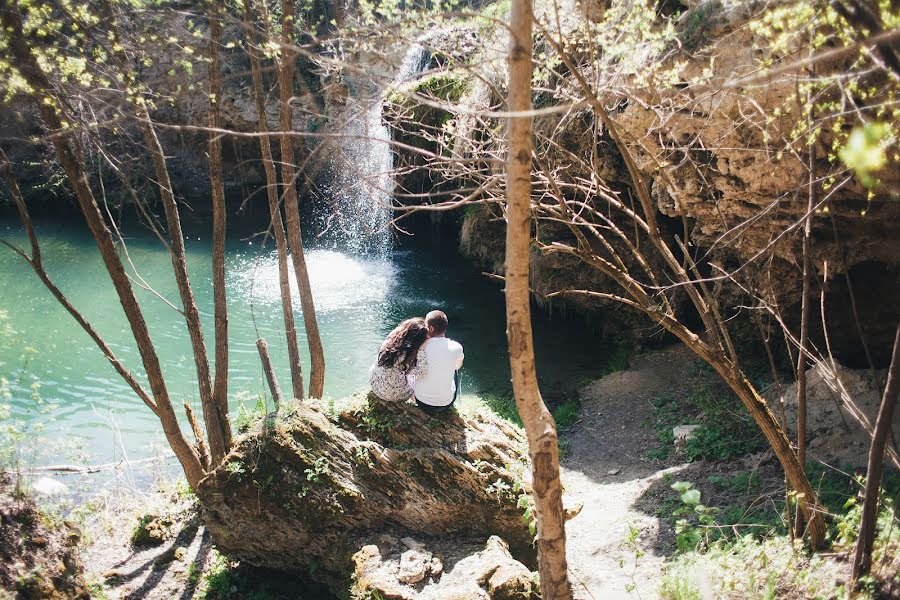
[425, 310, 448, 334]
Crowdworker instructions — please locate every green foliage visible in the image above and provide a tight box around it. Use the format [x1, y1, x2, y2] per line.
[839, 122, 891, 187]
[644, 384, 763, 462]
[225, 461, 246, 478]
[412, 73, 469, 103]
[552, 399, 580, 430]
[304, 457, 331, 483]
[669, 481, 718, 552]
[234, 392, 268, 433]
[480, 393, 522, 426]
[192, 550, 234, 600]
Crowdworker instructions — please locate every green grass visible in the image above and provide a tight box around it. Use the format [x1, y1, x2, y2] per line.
[643, 384, 764, 462]
[479, 393, 581, 431]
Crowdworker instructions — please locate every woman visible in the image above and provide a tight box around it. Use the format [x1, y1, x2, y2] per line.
[368, 317, 429, 401]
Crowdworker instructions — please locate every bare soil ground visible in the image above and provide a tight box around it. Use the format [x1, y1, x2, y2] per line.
[561, 344, 714, 599]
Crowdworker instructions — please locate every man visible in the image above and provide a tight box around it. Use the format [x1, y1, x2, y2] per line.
[413, 310, 464, 413]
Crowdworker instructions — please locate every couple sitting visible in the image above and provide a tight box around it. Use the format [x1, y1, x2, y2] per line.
[368, 310, 464, 414]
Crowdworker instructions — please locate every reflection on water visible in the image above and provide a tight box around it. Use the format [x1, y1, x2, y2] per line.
[0, 217, 614, 466]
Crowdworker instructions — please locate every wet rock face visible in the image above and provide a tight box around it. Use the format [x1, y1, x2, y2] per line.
[197, 395, 532, 592]
[0, 475, 90, 599]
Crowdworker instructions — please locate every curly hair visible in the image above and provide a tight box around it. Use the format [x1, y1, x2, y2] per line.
[376, 317, 428, 371]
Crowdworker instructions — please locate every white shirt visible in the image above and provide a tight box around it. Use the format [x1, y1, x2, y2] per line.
[413, 336, 464, 406]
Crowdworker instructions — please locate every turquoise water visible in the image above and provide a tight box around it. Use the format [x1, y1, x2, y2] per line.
[0, 215, 613, 466]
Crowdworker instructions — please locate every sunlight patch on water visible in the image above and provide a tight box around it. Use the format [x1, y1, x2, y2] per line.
[231, 249, 396, 313]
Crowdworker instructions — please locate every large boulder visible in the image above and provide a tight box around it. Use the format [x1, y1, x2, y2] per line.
[197, 394, 533, 591]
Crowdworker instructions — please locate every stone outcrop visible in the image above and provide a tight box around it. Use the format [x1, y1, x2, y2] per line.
[779, 362, 899, 469]
[197, 394, 533, 592]
[0, 475, 90, 599]
[352, 534, 538, 600]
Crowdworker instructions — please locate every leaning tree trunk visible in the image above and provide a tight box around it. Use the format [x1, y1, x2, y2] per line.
[208, 0, 232, 455]
[505, 0, 572, 597]
[94, 0, 226, 467]
[279, 0, 326, 399]
[0, 4, 205, 487]
[245, 0, 305, 400]
[851, 323, 900, 585]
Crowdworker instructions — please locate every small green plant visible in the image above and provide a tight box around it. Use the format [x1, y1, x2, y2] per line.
[234, 392, 267, 433]
[304, 457, 331, 483]
[484, 477, 513, 503]
[360, 411, 397, 439]
[670, 481, 718, 553]
[225, 461, 246, 478]
[192, 550, 233, 599]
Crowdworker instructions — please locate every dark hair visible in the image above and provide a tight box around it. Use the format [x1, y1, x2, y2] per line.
[377, 318, 428, 371]
[425, 310, 448, 335]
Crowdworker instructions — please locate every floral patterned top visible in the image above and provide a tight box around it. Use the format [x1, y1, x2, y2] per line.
[368, 348, 428, 402]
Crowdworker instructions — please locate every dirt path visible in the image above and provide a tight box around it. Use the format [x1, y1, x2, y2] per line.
[561, 344, 700, 599]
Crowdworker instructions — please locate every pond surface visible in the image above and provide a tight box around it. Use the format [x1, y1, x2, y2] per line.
[0, 214, 617, 467]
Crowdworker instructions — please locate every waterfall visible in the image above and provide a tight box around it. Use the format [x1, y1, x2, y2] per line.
[313, 43, 432, 257]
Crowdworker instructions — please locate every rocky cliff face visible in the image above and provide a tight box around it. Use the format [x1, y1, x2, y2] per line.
[390, 1, 900, 362]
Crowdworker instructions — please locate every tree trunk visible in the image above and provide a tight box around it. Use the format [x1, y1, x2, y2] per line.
[0, 4, 205, 488]
[709, 360, 827, 547]
[95, 0, 228, 464]
[505, 0, 572, 597]
[256, 338, 284, 407]
[851, 323, 900, 585]
[208, 0, 232, 455]
[794, 125, 816, 536]
[279, 0, 326, 399]
[245, 0, 305, 400]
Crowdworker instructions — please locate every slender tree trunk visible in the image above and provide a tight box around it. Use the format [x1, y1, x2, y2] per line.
[851, 323, 900, 585]
[96, 0, 228, 464]
[256, 338, 284, 407]
[708, 360, 827, 546]
[1, 4, 205, 487]
[505, 1, 572, 597]
[795, 127, 815, 536]
[208, 0, 232, 453]
[140, 112, 229, 464]
[245, 0, 305, 400]
[279, 0, 326, 399]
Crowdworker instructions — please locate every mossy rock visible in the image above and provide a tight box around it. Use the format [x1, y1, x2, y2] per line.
[131, 513, 176, 547]
[197, 396, 532, 594]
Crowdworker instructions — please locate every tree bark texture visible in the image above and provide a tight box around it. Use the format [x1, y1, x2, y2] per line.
[208, 0, 232, 455]
[256, 338, 284, 407]
[245, 0, 305, 401]
[279, 0, 326, 399]
[1, 4, 205, 488]
[851, 323, 900, 584]
[505, 1, 572, 597]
